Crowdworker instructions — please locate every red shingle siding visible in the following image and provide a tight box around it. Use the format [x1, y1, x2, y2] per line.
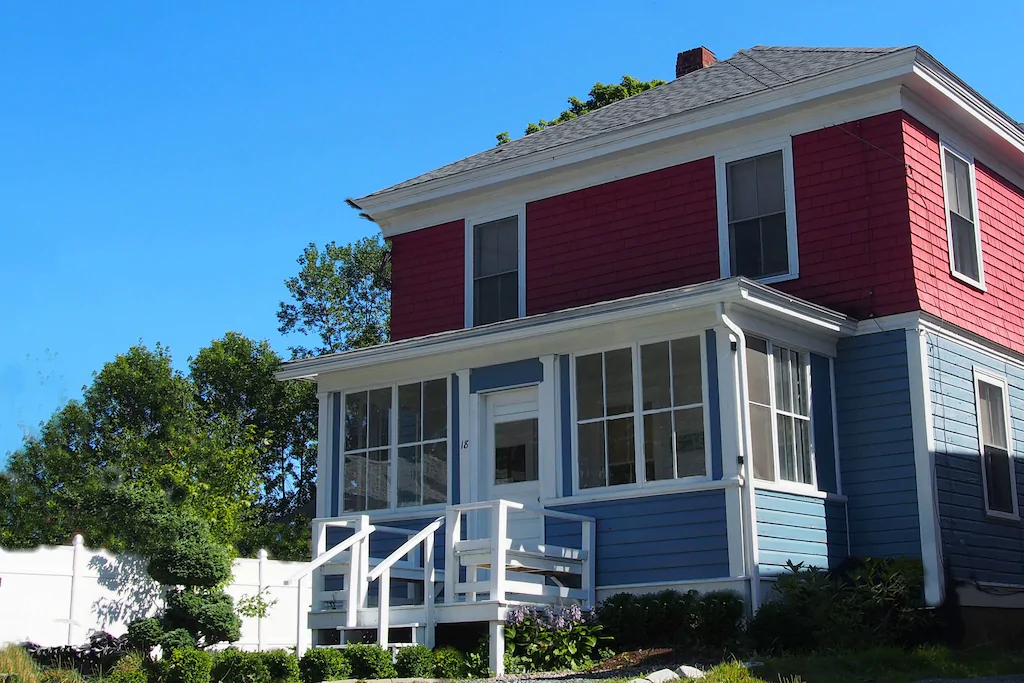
[904, 114, 1024, 354]
[389, 220, 465, 340]
[525, 157, 720, 315]
[778, 112, 919, 318]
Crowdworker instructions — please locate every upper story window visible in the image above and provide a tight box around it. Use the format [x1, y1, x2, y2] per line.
[717, 142, 798, 283]
[941, 144, 985, 288]
[343, 379, 448, 513]
[974, 371, 1017, 519]
[470, 215, 523, 326]
[574, 335, 707, 491]
[745, 336, 814, 487]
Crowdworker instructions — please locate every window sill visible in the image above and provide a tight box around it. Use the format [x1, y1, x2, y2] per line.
[984, 509, 1020, 522]
[546, 477, 740, 506]
[753, 480, 847, 503]
[753, 272, 799, 286]
[950, 269, 987, 293]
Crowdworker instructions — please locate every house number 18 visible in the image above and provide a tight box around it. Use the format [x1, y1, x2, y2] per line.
[461, 440, 469, 450]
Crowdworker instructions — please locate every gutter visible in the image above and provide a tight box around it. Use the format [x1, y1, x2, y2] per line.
[717, 302, 762, 612]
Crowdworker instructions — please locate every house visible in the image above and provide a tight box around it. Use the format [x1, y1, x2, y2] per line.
[277, 45, 1024, 667]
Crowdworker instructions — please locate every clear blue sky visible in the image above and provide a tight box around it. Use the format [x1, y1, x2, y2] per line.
[2, 1, 1022, 460]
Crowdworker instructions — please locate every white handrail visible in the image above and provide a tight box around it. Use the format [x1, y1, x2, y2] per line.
[367, 516, 445, 581]
[448, 499, 595, 523]
[283, 525, 375, 585]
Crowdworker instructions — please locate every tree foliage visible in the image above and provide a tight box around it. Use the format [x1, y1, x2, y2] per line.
[496, 75, 666, 145]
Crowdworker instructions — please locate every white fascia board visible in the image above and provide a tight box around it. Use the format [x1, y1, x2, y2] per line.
[356, 49, 920, 223]
[274, 278, 853, 381]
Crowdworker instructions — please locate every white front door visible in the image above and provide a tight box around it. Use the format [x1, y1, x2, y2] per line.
[484, 387, 543, 546]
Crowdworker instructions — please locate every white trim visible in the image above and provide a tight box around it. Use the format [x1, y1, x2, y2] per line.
[464, 207, 526, 329]
[538, 356, 558, 502]
[716, 138, 800, 283]
[544, 477, 740, 506]
[972, 368, 1020, 520]
[316, 391, 331, 520]
[907, 327, 944, 606]
[753, 481, 847, 503]
[456, 369, 471, 507]
[938, 139, 986, 290]
[829, 357, 843, 497]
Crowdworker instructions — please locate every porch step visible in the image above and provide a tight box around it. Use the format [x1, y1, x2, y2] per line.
[454, 539, 586, 577]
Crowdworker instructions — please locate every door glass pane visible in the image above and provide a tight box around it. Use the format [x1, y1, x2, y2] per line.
[398, 383, 421, 443]
[423, 379, 447, 440]
[671, 336, 703, 406]
[368, 388, 392, 448]
[345, 392, 368, 451]
[641, 342, 671, 411]
[750, 403, 775, 481]
[605, 348, 634, 416]
[746, 338, 771, 405]
[495, 418, 539, 484]
[755, 151, 786, 216]
[674, 407, 706, 478]
[422, 441, 448, 505]
[644, 411, 674, 481]
[578, 421, 606, 489]
[343, 453, 366, 512]
[575, 354, 604, 421]
[607, 417, 636, 486]
[760, 213, 789, 276]
[727, 158, 758, 221]
[367, 448, 390, 510]
[985, 447, 1014, 514]
[397, 445, 421, 507]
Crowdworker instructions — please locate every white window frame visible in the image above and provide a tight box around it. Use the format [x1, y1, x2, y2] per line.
[939, 140, 986, 291]
[339, 375, 452, 515]
[748, 337, 818, 493]
[569, 333, 712, 495]
[973, 369, 1018, 520]
[464, 206, 527, 328]
[716, 138, 800, 285]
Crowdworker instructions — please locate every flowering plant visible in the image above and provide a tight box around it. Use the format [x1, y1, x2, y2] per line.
[503, 604, 605, 672]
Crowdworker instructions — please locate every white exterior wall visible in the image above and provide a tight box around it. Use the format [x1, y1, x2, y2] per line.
[0, 539, 313, 653]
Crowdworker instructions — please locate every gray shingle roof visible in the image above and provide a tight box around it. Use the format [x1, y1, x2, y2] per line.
[361, 46, 910, 201]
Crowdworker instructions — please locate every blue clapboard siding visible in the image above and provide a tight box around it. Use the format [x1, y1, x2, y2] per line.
[470, 358, 544, 393]
[756, 490, 848, 575]
[546, 490, 730, 586]
[927, 333, 1024, 586]
[834, 331, 921, 558]
[810, 354, 838, 493]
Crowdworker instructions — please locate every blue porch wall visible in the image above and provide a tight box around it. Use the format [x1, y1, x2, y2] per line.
[545, 490, 730, 586]
[756, 490, 848, 575]
[927, 333, 1024, 586]
[834, 331, 921, 559]
[325, 517, 446, 569]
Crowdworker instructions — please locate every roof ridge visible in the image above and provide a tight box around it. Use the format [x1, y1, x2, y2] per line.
[748, 45, 909, 53]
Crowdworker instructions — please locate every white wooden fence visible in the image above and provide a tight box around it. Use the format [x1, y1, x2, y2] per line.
[0, 536, 313, 654]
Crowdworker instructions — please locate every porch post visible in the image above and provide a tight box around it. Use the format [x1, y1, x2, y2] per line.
[315, 392, 331, 520]
[490, 501, 508, 603]
[488, 619, 505, 676]
[716, 325, 747, 580]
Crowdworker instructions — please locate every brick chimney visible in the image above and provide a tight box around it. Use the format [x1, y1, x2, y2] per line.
[676, 47, 716, 78]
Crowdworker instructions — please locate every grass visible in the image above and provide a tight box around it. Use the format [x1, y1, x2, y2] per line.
[0, 645, 42, 683]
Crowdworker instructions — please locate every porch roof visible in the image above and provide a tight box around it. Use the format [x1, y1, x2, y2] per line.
[275, 277, 856, 381]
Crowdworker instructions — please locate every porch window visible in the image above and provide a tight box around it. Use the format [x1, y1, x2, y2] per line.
[641, 336, 706, 480]
[941, 145, 984, 287]
[472, 216, 521, 326]
[341, 379, 448, 513]
[975, 372, 1017, 518]
[745, 337, 814, 486]
[575, 348, 636, 489]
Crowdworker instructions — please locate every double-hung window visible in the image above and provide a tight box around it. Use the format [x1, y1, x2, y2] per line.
[574, 335, 707, 491]
[745, 337, 814, 487]
[941, 144, 984, 287]
[718, 143, 798, 282]
[974, 372, 1017, 518]
[342, 379, 449, 513]
[472, 215, 521, 326]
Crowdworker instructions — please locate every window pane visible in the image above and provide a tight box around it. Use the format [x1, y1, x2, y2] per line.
[607, 417, 636, 486]
[755, 152, 786, 216]
[671, 336, 703, 406]
[985, 447, 1014, 514]
[495, 418, 539, 484]
[945, 152, 973, 220]
[641, 342, 671, 411]
[791, 351, 808, 416]
[345, 392, 367, 451]
[730, 218, 761, 277]
[575, 354, 604, 421]
[951, 213, 980, 282]
[366, 449, 390, 510]
[423, 379, 448, 440]
[644, 411, 674, 481]
[343, 453, 366, 512]
[759, 213, 790, 277]
[368, 388, 392, 448]
[746, 338, 771, 406]
[422, 441, 447, 505]
[474, 276, 500, 325]
[777, 414, 796, 482]
[496, 217, 519, 273]
[750, 403, 775, 481]
[577, 421, 606, 489]
[945, 152, 962, 217]
[727, 158, 759, 221]
[497, 271, 519, 321]
[605, 348, 634, 416]
[774, 347, 793, 413]
[475, 216, 518, 277]
[979, 382, 1008, 449]
[794, 418, 813, 485]
[674, 407, 706, 477]
[397, 445, 421, 507]
[398, 383, 421, 444]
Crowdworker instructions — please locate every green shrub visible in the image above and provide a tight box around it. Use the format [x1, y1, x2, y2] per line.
[258, 651, 299, 683]
[211, 649, 269, 683]
[597, 589, 742, 654]
[0, 645, 41, 683]
[696, 590, 745, 652]
[167, 649, 212, 683]
[39, 670, 83, 683]
[464, 638, 490, 679]
[504, 605, 603, 672]
[111, 652, 147, 683]
[343, 644, 395, 680]
[394, 646, 433, 678]
[431, 647, 466, 679]
[127, 619, 165, 654]
[297, 649, 350, 683]
[108, 669, 149, 683]
[161, 630, 198, 655]
[163, 589, 242, 648]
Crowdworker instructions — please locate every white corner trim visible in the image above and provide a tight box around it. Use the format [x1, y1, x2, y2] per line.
[316, 391, 331, 520]
[456, 369, 472, 507]
[906, 327, 944, 606]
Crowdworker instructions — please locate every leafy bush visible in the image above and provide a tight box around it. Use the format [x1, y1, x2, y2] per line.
[596, 589, 743, 654]
[167, 649, 213, 683]
[108, 669, 149, 683]
[394, 646, 433, 678]
[211, 649, 269, 683]
[39, 669, 83, 683]
[258, 651, 299, 683]
[297, 649, 350, 683]
[464, 638, 491, 679]
[695, 590, 745, 652]
[110, 652, 148, 683]
[504, 604, 604, 672]
[146, 518, 232, 589]
[128, 619, 165, 655]
[431, 647, 466, 679]
[0, 645, 41, 683]
[343, 644, 395, 680]
[160, 630, 198, 655]
[163, 589, 242, 649]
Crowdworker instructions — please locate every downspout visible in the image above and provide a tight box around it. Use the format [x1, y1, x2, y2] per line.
[717, 303, 761, 612]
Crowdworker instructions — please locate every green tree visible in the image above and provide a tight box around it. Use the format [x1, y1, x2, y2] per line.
[496, 75, 666, 145]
